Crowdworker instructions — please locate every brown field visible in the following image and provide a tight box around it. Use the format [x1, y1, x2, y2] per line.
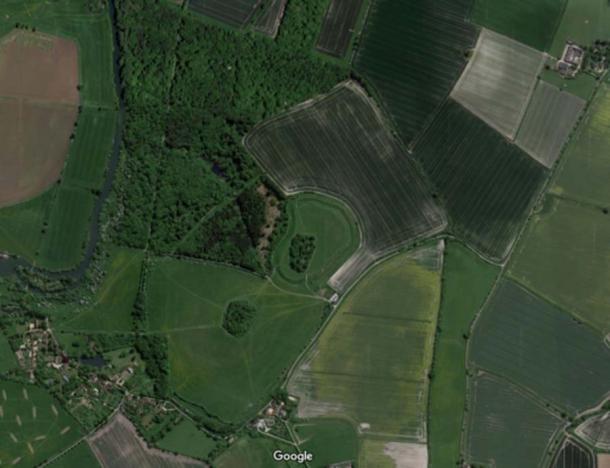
[599, 454, 610, 468]
[0, 30, 79, 207]
[88, 413, 205, 468]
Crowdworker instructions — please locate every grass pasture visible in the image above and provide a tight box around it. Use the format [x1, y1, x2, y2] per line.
[414, 99, 548, 261]
[214, 435, 296, 468]
[354, 0, 476, 145]
[509, 197, 610, 334]
[188, 0, 261, 27]
[316, 0, 364, 58]
[466, 374, 562, 468]
[451, 28, 544, 139]
[246, 81, 445, 292]
[471, 0, 567, 51]
[288, 244, 442, 440]
[146, 258, 326, 423]
[294, 418, 359, 467]
[516, 80, 585, 168]
[272, 193, 360, 294]
[48, 441, 100, 468]
[552, 83, 610, 208]
[58, 247, 144, 332]
[0, 333, 17, 374]
[0, 380, 82, 467]
[428, 242, 498, 468]
[156, 419, 217, 461]
[550, 0, 610, 57]
[470, 279, 610, 413]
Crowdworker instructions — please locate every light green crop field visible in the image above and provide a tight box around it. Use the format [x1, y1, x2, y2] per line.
[146, 258, 326, 423]
[37, 186, 95, 271]
[48, 441, 100, 467]
[428, 242, 498, 468]
[509, 197, 610, 334]
[470, 279, 610, 412]
[550, 0, 610, 57]
[472, 0, 567, 51]
[0, 380, 82, 466]
[540, 68, 597, 100]
[552, 83, 610, 207]
[466, 374, 562, 468]
[58, 247, 144, 332]
[0, 333, 17, 374]
[0, 188, 54, 263]
[63, 108, 117, 190]
[294, 418, 359, 467]
[156, 419, 216, 461]
[272, 193, 360, 294]
[288, 243, 442, 440]
[214, 435, 296, 468]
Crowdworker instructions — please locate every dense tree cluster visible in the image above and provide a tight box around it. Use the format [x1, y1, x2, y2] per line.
[111, 0, 347, 269]
[222, 301, 256, 337]
[289, 234, 316, 273]
[135, 335, 169, 397]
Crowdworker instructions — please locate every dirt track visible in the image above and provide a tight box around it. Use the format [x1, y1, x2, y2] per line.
[0, 30, 79, 207]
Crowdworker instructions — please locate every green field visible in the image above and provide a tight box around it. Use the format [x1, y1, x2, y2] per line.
[428, 242, 498, 468]
[146, 258, 326, 423]
[0, 332, 17, 374]
[414, 100, 548, 261]
[246, 82, 445, 291]
[214, 435, 297, 468]
[540, 68, 597, 100]
[58, 246, 144, 332]
[272, 193, 360, 294]
[48, 441, 100, 467]
[63, 109, 118, 190]
[550, 0, 610, 57]
[552, 83, 610, 207]
[289, 243, 442, 439]
[156, 419, 217, 461]
[37, 186, 95, 271]
[509, 197, 610, 334]
[470, 279, 610, 413]
[466, 374, 562, 468]
[353, 0, 477, 145]
[294, 418, 359, 467]
[0, 380, 82, 466]
[472, 0, 567, 51]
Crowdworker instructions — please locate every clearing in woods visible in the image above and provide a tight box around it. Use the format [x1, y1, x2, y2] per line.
[288, 243, 443, 441]
[156, 419, 217, 461]
[0, 30, 79, 207]
[252, 0, 287, 38]
[0, 380, 82, 467]
[246, 81, 445, 292]
[451, 28, 544, 140]
[188, 0, 261, 27]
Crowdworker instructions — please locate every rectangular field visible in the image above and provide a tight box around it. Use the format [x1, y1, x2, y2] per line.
[246, 81, 445, 291]
[516, 80, 585, 167]
[353, 0, 477, 145]
[156, 419, 217, 461]
[316, 0, 364, 58]
[451, 28, 544, 139]
[466, 374, 562, 468]
[414, 99, 548, 261]
[188, 0, 261, 27]
[428, 242, 498, 468]
[551, 83, 610, 207]
[288, 244, 442, 440]
[252, 0, 287, 38]
[471, 0, 567, 51]
[0, 332, 17, 374]
[469, 279, 610, 413]
[509, 196, 610, 334]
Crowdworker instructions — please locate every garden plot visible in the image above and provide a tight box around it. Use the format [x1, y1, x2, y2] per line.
[469, 279, 610, 413]
[466, 374, 562, 468]
[516, 80, 585, 167]
[451, 28, 544, 139]
[288, 244, 442, 441]
[245, 81, 445, 292]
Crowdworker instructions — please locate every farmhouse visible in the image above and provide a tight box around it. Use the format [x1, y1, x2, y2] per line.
[557, 42, 585, 77]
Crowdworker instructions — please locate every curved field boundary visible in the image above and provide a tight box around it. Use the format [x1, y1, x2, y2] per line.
[245, 80, 446, 292]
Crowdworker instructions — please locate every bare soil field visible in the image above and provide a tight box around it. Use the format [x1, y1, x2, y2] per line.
[88, 413, 205, 468]
[599, 454, 610, 468]
[0, 30, 79, 207]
